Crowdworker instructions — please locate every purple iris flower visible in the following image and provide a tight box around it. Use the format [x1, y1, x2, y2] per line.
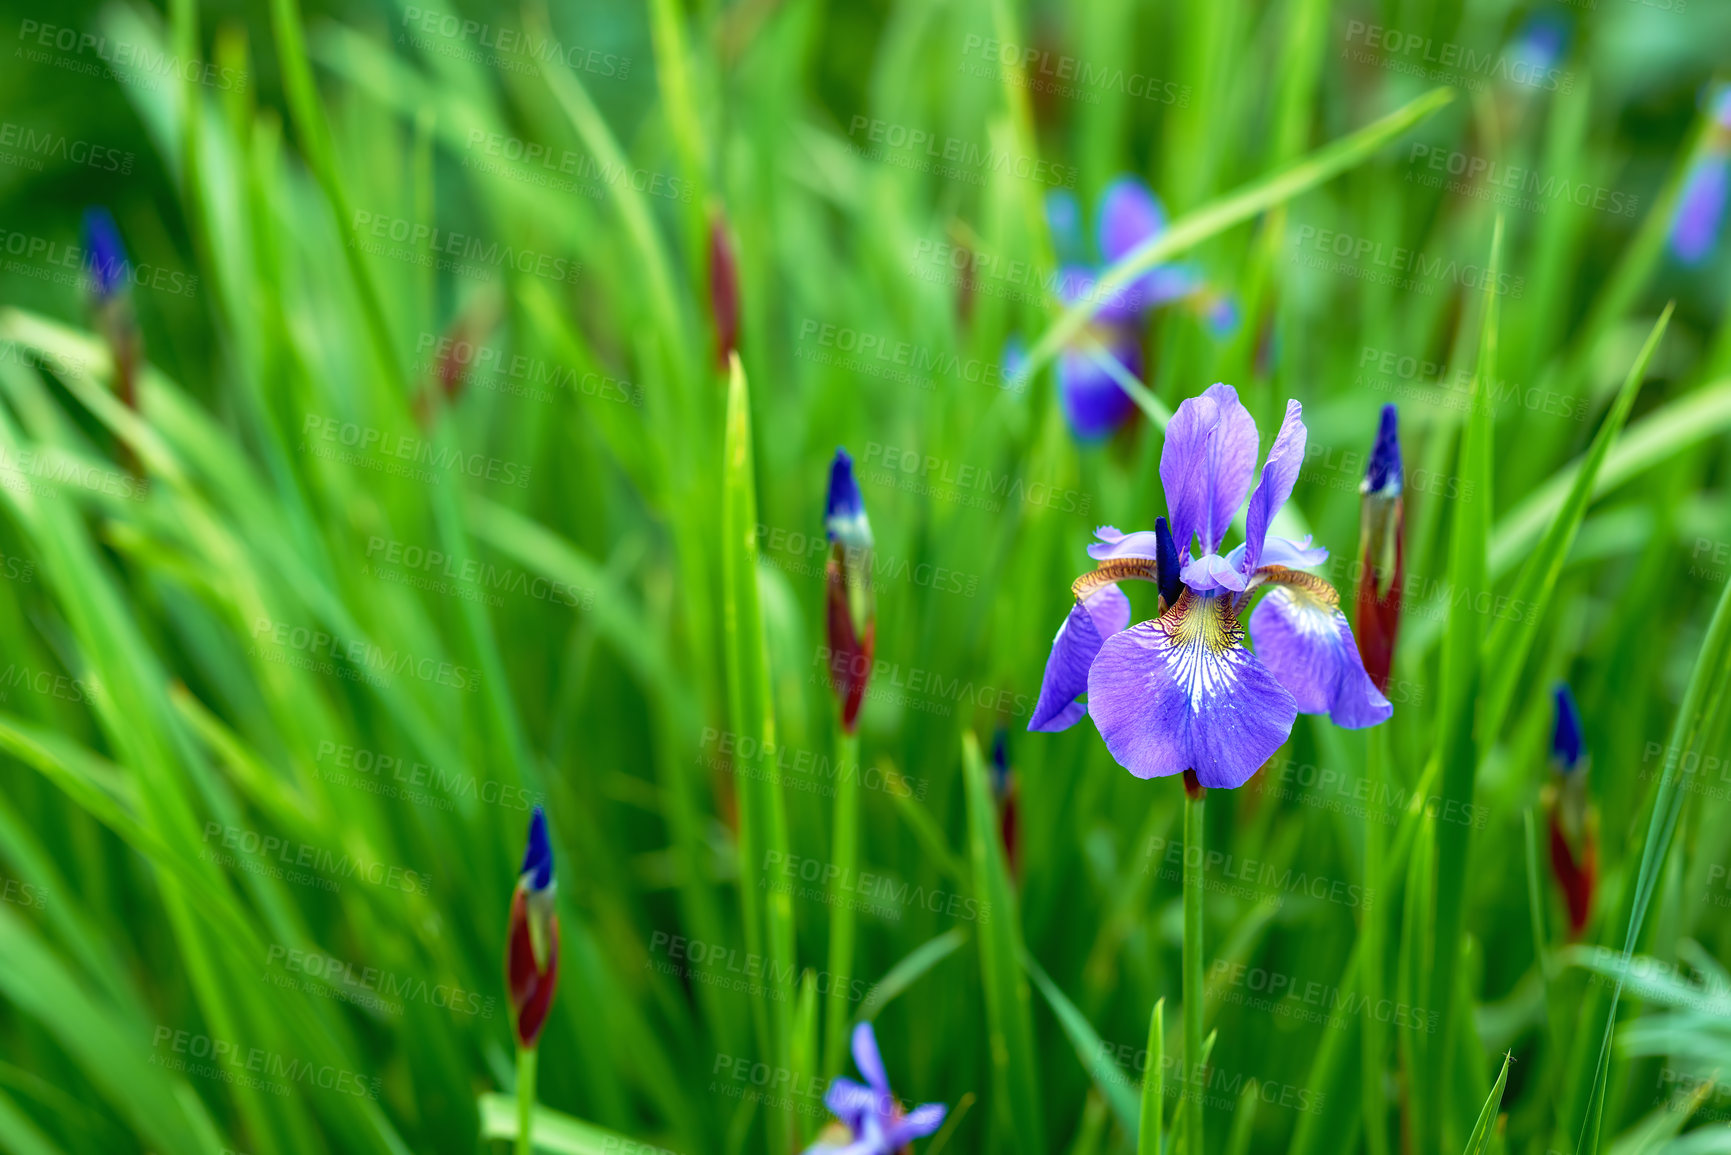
[805, 1022, 946, 1155]
[1023, 178, 1230, 441]
[1029, 383, 1391, 788]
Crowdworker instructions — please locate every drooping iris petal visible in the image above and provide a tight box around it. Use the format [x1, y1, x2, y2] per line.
[1087, 591, 1298, 788]
[1242, 399, 1307, 575]
[1160, 383, 1260, 557]
[1030, 585, 1131, 731]
[1248, 578, 1391, 729]
[1671, 154, 1728, 265]
[1056, 342, 1140, 440]
[1098, 176, 1167, 265]
[825, 1076, 878, 1132]
[884, 1104, 948, 1148]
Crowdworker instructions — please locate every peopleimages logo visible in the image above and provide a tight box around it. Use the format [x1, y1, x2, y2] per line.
[150, 1026, 380, 1100]
[845, 116, 1078, 189]
[299, 413, 533, 489]
[1342, 20, 1573, 92]
[0, 121, 134, 174]
[16, 19, 248, 92]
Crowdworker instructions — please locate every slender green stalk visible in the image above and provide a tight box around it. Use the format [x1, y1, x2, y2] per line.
[1361, 724, 1389, 1155]
[1183, 775, 1205, 1155]
[824, 727, 861, 1076]
[515, 1046, 537, 1155]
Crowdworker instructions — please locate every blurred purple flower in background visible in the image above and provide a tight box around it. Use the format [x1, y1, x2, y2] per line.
[805, 1022, 946, 1155]
[1670, 87, 1731, 265]
[1009, 178, 1237, 441]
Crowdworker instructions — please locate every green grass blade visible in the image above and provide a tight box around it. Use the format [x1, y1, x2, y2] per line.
[1426, 215, 1503, 1155]
[721, 354, 793, 1151]
[1478, 305, 1674, 742]
[1461, 1052, 1511, 1155]
[1021, 949, 1140, 1138]
[856, 929, 969, 1024]
[963, 730, 1045, 1155]
[1139, 998, 1165, 1155]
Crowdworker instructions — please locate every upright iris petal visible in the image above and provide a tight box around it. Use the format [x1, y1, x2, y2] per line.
[1031, 384, 1390, 790]
[825, 449, 876, 732]
[507, 805, 559, 1049]
[1161, 383, 1260, 561]
[82, 207, 142, 412]
[805, 1022, 947, 1155]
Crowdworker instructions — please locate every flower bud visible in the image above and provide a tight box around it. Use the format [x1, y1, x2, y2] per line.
[824, 449, 874, 732]
[1354, 405, 1403, 692]
[1545, 683, 1596, 937]
[82, 207, 140, 411]
[708, 208, 740, 371]
[506, 805, 559, 1048]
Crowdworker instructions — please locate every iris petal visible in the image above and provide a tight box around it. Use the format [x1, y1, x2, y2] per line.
[884, 1103, 948, 1147]
[825, 1077, 877, 1132]
[1248, 581, 1391, 728]
[1161, 383, 1260, 557]
[1087, 591, 1298, 787]
[1099, 177, 1168, 264]
[1057, 343, 1140, 440]
[1671, 154, 1728, 265]
[1030, 585, 1131, 731]
[1243, 399, 1307, 576]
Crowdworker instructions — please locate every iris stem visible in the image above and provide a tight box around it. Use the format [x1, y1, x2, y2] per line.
[1182, 771, 1205, 1155]
[1361, 724, 1390, 1155]
[515, 1044, 537, 1155]
[823, 727, 861, 1076]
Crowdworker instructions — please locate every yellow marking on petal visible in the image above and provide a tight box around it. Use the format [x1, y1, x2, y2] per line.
[1072, 558, 1161, 601]
[1156, 589, 1247, 711]
[1253, 566, 1340, 609]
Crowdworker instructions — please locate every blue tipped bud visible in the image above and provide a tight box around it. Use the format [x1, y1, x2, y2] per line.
[825, 448, 873, 550]
[1363, 404, 1402, 497]
[82, 207, 127, 303]
[1552, 683, 1584, 773]
[521, 804, 554, 891]
[1154, 516, 1182, 607]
